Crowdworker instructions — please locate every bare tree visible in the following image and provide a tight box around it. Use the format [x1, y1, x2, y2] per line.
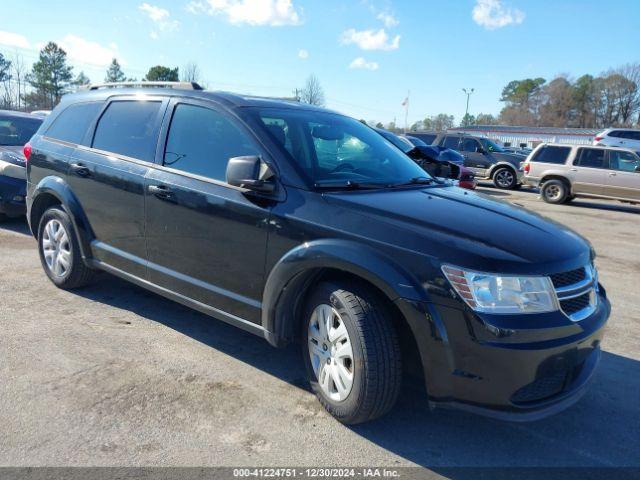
[181, 62, 201, 83]
[13, 54, 28, 111]
[298, 74, 325, 107]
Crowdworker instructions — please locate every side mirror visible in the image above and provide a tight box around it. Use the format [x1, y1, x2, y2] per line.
[635, 165, 640, 173]
[226, 156, 276, 193]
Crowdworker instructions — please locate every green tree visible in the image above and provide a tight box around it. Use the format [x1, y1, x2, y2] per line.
[73, 71, 91, 87]
[105, 58, 126, 83]
[0, 53, 12, 108]
[500, 78, 546, 107]
[423, 113, 454, 132]
[573, 74, 596, 128]
[144, 65, 179, 82]
[25, 42, 74, 110]
[475, 113, 498, 125]
[460, 113, 475, 127]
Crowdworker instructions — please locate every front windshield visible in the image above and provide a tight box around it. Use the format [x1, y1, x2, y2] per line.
[0, 115, 42, 146]
[250, 108, 431, 187]
[480, 137, 506, 153]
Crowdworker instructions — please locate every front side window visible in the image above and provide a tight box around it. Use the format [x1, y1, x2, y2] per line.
[163, 104, 260, 182]
[93, 101, 162, 161]
[460, 138, 481, 152]
[248, 107, 430, 187]
[480, 138, 506, 152]
[609, 150, 640, 172]
[532, 146, 572, 164]
[442, 136, 460, 150]
[0, 115, 42, 146]
[46, 102, 102, 144]
[574, 148, 606, 169]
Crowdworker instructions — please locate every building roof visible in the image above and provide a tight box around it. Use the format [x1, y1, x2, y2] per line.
[449, 125, 600, 137]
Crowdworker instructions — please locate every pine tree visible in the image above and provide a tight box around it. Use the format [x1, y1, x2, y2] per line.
[105, 58, 126, 83]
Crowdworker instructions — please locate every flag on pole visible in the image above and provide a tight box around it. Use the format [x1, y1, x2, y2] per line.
[401, 97, 409, 107]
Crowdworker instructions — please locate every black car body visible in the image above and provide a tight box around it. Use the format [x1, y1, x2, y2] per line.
[25, 84, 609, 423]
[434, 132, 525, 189]
[0, 110, 43, 219]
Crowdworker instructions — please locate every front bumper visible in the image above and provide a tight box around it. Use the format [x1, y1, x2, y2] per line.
[0, 174, 27, 217]
[395, 288, 610, 421]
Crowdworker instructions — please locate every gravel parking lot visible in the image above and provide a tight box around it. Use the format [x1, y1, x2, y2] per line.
[0, 185, 638, 471]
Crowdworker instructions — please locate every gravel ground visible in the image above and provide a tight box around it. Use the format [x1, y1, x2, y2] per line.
[0, 185, 638, 471]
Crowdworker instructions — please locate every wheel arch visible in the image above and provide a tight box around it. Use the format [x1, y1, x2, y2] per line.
[261, 239, 430, 347]
[29, 176, 94, 261]
[488, 161, 518, 178]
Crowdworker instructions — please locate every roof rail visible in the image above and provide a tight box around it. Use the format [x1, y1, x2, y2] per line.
[82, 81, 204, 91]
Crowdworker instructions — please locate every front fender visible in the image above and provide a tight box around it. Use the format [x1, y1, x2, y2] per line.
[261, 239, 429, 345]
[29, 176, 94, 261]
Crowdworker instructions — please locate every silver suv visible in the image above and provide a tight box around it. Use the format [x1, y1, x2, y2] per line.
[522, 143, 640, 204]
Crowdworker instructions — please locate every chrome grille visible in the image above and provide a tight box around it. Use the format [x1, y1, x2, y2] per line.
[551, 265, 598, 322]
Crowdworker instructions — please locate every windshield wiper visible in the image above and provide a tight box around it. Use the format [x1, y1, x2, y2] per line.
[389, 176, 435, 188]
[314, 180, 390, 191]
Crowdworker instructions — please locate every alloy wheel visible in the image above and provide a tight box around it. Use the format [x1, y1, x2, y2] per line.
[42, 219, 72, 278]
[308, 304, 354, 402]
[495, 169, 515, 188]
[545, 184, 562, 201]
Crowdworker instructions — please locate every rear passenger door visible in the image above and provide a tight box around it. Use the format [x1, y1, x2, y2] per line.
[570, 147, 608, 196]
[606, 150, 640, 201]
[68, 97, 168, 278]
[144, 99, 273, 324]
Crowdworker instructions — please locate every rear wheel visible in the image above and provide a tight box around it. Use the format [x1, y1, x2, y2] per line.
[541, 179, 569, 204]
[303, 281, 402, 424]
[492, 167, 518, 189]
[37, 206, 96, 289]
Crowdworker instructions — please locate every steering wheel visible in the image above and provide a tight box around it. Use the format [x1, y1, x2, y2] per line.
[331, 163, 356, 173]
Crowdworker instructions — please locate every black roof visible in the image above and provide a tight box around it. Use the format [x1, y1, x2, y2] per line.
[61, 87, 334, 113]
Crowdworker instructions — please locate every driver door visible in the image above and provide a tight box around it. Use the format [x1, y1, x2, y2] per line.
[460, 137, 490, 177]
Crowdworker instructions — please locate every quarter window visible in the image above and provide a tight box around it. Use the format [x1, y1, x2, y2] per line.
[93, 101, 162, 161]
[46, 102, 103, 144]
[531, 146, 572, 164]
[609, 151, 640, 172]
[163, 104, 260, 182]
[574, 148, 606, 169]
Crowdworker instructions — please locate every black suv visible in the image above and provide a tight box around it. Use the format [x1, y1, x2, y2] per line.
[434, 132, 525, 189]
[25, 83, 610, 424]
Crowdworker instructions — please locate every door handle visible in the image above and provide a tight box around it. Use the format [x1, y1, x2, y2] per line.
[570, 168, 578, 172]
[148, 184, 174, 200]
[70, 163, 90, 177]
[609, 172, 617, 176]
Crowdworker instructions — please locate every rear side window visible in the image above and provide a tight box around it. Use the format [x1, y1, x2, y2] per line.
[608, 130, 624, 138]
[92, 101, 162, 161]
[574, 148, 606, 169]
[442, 136, 460, 149]
[531, 146, 572, 164]
[45, 102, 103, 144]
[163, 104, 260, 182]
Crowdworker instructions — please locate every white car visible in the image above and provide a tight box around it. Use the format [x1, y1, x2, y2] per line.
[593, 128, 640, 151]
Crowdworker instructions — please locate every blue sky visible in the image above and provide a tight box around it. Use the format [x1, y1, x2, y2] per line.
[2, 0, 639, 125]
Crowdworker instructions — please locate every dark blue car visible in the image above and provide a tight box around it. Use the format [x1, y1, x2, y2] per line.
[0, 110, 43, 220]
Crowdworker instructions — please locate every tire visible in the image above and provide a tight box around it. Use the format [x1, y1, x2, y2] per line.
[37, 206, 96, 289]
[492, 167, 518, 189]
[541, 179, 569, 204]
[302, 281, 402, 424]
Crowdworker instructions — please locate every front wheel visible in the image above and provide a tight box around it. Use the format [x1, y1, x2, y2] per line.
[303, 281, 402, 424]
[492, 167, 518, 189]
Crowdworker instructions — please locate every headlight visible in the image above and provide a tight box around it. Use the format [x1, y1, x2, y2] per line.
[442, 265, 559, 314]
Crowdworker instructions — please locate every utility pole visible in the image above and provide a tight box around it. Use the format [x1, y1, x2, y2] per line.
[462, 88, 474, 127]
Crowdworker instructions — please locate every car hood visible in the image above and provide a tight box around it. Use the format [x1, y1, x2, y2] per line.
[323, 186, 591, 274]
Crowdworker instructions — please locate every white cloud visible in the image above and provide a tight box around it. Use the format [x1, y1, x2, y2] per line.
[472, 0, 525, 30]
[150, 31, 159, 40]
[341, 28, 400, 51]
[298, 48, 308, 59]
[58, 35, 120, 67]
[349, 57, 379, 71]
[139, 3, 179, 31]
[376, 12, 398, 28]
[187, 0, 303, 26]
[0, 31, 30, 49]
